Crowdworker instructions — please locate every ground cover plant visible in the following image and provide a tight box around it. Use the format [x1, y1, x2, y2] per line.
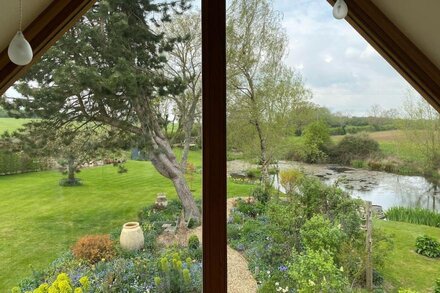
[227, 175, 393, 292]
[11, 200, 203, 292]
[415, 235, 440, 258]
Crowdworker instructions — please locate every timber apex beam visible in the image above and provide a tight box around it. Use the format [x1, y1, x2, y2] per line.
[0, 0, 97, 96]
[327, 0, 440, 113]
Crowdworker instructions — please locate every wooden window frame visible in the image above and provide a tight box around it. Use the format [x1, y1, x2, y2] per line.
[2, 0, 440, 292]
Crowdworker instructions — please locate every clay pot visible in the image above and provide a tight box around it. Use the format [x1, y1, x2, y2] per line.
[120, 222, 144, 251]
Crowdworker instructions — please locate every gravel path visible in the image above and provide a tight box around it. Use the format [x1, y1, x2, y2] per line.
[190, 198, 258, 293]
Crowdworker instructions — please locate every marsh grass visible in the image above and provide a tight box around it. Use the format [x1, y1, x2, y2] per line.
[386, 207, 440, 227]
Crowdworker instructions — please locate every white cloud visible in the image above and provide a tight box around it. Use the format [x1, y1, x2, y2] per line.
[273, 0, 412, 115]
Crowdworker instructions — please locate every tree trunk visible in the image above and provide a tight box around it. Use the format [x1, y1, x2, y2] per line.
[255, 119, 270, 186]
[180, 118, 195, 172]
[67, 158, 76, 181]
[150, 149, 201, 221]
[146, 124, 201, 220]
[180, 92, 200, 172]
[172, 174, 200, 219]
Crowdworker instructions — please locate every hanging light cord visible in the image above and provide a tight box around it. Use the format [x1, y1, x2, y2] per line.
[19, 0, 23, 31]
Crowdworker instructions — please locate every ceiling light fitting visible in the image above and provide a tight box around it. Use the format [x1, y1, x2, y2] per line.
[8, 0, 33, 66]
[333, 0, 348, 20]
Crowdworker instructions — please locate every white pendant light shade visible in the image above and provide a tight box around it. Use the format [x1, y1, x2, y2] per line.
[8, 31, 33, 66]
[333, 0, 348, 19]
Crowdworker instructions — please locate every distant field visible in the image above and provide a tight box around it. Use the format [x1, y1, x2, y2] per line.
[332, 130, 426, 164]
[0, 118, 35, 134]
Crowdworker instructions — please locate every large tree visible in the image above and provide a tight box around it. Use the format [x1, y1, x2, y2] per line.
[162, 11, 202, 171]
[1, 0, 200, 220]
[227, 0, 310, 184]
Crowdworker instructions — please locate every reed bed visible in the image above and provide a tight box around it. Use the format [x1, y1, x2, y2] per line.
[386, 207, 440, 227]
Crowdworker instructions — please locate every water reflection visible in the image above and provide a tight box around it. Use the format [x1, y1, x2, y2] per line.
[272, 161, 440, 212]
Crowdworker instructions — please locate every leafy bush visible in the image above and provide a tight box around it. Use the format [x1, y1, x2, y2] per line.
[251, 186, 271, 204]
[302, 120, 332, 163]
[386, 207, 440, 227]
[331, 133, 380, 165]
[279, 169, 303, 194]
[154, 251, 201, 293]
[288, 249, 348, 292]
[0, 150, 47, 175]
[13, 273, 90, 293]
[72, 234, 115, 264]
[415, 235, 440, 258]
[188, 235, 200, 250]
[188, 235, 202, 261]
[236, 199, 265, 218]
[300, 215, 343, 256]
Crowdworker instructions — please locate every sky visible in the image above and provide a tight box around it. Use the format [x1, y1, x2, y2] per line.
[6, 0, 417, 117]
[273, 0, 414, 116]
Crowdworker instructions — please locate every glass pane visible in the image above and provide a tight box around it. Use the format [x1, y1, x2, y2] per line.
[0, 1, 202, 291]
[227, 0, 440, 292]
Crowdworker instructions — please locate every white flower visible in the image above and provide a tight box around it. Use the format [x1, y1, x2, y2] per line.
[282, 287, 289, 293]
[275, 282, 279, 286]
[276, 287, 282, 292]
[267, 270, 271, 275]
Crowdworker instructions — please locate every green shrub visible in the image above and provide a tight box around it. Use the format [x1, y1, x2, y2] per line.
[288, 249, 348, 292]
[386, 207, 440, 227]
[300, 215, 343, 256]
[279, 169, 303, 194]
[415, 235, 440, 258]
[188, 235, 200, 251]
[236, 199, 265, 218]
[351, 159, 366, 168]
[251, 186, 271, 204]
[303, 121, 332, 163]
[331, 133, 380, 165]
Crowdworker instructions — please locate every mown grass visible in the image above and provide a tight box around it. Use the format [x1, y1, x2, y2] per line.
[375, 220, 440, 292]
[0, 150, 254, 290]
[0, 118, 35, 134]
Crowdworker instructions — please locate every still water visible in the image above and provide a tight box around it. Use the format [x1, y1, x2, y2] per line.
[272, 161, 440, 212]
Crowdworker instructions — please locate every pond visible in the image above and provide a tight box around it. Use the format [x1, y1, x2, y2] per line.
[271, 161, 440, 212]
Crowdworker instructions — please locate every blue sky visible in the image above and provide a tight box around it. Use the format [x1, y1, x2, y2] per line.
[273, 0, 413, 116]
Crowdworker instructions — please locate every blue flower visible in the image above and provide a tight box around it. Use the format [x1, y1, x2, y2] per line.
[278, 265, 288, 272]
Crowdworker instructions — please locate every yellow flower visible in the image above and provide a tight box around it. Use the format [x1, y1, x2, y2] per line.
[79, 276, 89, 291]
[56, 273, 70, 282]
[183, 269, 191, 285]
[58, 280, 72, 293]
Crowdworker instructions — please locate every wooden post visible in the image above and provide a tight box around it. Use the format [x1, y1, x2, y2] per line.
[365, 201, 373, 290]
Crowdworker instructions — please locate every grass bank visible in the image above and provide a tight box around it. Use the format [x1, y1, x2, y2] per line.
[375, 220, 440, 292]
[0, 118, 35, 134]
[0, 151, 253, 290]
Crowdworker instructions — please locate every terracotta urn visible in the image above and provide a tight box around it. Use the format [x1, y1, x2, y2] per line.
[120, 222, 144, 251]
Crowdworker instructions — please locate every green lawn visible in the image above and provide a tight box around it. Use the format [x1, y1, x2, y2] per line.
[375, 220, 440, 292]
[0, 150, 253, 290]
[0, 118, 35, 134]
